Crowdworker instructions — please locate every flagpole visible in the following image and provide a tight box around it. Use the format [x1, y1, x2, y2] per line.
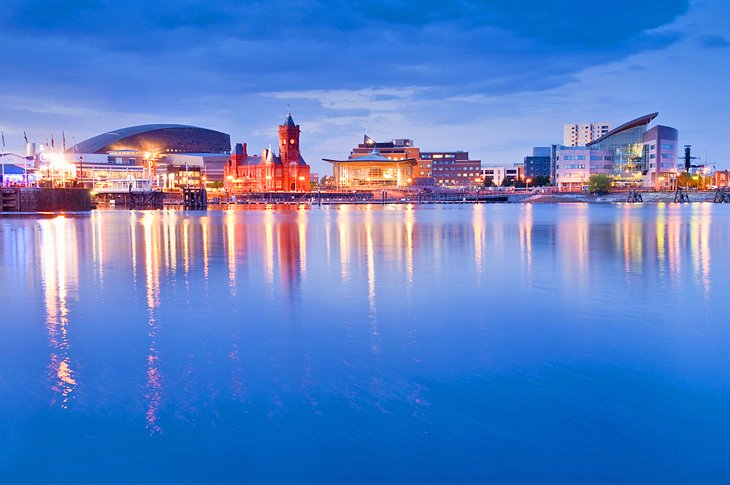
[1, 132, 5, 188]
[23, 132, 28, 187]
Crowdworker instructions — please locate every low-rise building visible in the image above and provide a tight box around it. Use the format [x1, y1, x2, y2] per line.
[422, 151, 481, 187]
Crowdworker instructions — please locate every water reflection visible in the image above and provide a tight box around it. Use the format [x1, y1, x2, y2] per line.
[39, 216, 79, 408]
[3, 204, 728, 437]
[142, 212, 162, 433]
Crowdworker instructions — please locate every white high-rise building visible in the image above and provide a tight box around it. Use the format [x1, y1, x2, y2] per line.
[563, 122, 612, 146]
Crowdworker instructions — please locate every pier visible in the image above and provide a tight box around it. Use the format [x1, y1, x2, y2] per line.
[182, 187, 207, 209]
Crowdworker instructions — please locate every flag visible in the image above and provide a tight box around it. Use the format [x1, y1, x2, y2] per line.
[1, 131, 4, 148]
[51, 134, 55, 148]
[62, 131, 66, 152]
[23, 131, 28, 144]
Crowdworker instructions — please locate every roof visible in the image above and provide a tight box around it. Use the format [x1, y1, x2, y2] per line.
[0, 164, 31, 175]
[587, 113, 658, 146]
[72, 124, 229, 154]
[283, 113, 296, 127]
[324, 145, 417, 165]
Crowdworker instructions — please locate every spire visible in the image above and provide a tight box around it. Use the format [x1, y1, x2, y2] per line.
[283, 108, 296, 127]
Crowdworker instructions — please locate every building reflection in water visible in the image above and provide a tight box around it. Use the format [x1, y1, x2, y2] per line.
[226, 210, 237, 294]
[264, 209, 275, 289]
[364, 210, 381, 357]
[338, 206, 350, 282]
[22, 204, 728, 430]
[518, 204, 533, 277]
[274, 211, 305, 299]
[142, 212, 162, 433]
[39, 216, 79, 409]
[91, 211, 105, 286]
[689, 204, 712, 298]
[405, 206, 415, 286]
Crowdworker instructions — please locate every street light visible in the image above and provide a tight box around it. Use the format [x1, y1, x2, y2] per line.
[526, 178, 532, 191]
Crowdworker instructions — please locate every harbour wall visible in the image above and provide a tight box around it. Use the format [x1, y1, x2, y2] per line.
[0, 188, 92, 212]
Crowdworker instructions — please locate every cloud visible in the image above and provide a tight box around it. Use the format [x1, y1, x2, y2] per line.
[0, 0, 709, 164]
[697, 34, 730, 48]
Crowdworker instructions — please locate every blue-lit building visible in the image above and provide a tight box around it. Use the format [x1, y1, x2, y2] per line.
[523, 147, 551, 180]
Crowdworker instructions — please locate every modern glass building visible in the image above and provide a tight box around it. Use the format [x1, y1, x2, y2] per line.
[554, 113, 679, 191]
[586, 113, 658, 185]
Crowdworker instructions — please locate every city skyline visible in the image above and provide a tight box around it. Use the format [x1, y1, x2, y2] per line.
[0, 0, 727, 174]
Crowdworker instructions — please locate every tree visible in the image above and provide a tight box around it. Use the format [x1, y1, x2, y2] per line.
[501, 176, 515, 187]
[533, 175, 551, 187]
[482, 176, 494, 188]
[588, 174, 613, 194]
[677, 172, 699, 189]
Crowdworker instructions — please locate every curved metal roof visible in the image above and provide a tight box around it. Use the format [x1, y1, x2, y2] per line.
[587, 113, 658, 147]
[72, 124, 229, 154]
[323, 145, 417, 164]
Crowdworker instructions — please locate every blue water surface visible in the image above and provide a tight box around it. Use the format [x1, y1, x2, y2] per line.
[2, 203, 730, 482]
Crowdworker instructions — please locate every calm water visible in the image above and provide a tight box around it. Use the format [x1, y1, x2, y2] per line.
[2, 204, 730, 482]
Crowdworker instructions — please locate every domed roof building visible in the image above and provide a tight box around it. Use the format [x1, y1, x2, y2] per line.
[72, 124, 231, 155]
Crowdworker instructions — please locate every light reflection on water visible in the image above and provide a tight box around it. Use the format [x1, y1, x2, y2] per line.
[2, 204, 730, 481]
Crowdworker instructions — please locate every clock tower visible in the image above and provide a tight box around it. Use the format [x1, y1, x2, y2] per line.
[279, 111, 300, 166]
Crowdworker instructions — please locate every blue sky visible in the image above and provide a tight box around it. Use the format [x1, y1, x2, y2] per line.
[0, 0, 728, 173]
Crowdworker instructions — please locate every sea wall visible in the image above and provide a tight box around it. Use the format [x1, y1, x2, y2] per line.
[18, 188, 92, 212]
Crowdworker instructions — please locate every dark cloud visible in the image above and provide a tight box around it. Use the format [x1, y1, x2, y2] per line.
[697, 34, 730, 48]
[0, 0, 693, 155]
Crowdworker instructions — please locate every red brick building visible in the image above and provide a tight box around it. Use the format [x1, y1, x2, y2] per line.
[713, 170, 730, 188]
[224, 113, 311, 192]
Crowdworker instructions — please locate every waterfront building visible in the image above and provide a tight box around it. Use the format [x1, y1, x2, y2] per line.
[224, 113, 311, 192]
[480, 164, 524, 186]
[421, 151, 481, 187]
[70, 124, 232, 188]
[480, 166, 505, 186]
[73, 124, 231, 155]
[555, 113, 679, 191]
[524, 147, 552, 181]
[326, 136, 480, 188]
[0, 154, 36, 186]
[713, 170, 730, 187]
[641, 125, 679, 190]
[554, 146, 613, 191]
[323, 143, 417, 190]
[563, 122, 612, 146]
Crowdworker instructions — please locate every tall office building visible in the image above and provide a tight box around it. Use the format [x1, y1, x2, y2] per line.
[563, 122, 612, 147]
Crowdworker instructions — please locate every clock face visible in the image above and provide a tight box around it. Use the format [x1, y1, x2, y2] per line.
[289, 139, 295, 144]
